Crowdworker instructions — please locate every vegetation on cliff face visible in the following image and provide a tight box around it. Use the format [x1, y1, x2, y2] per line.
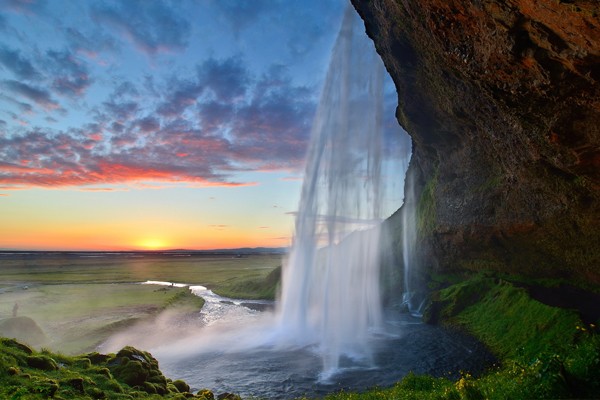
[352, 0, 600, 285]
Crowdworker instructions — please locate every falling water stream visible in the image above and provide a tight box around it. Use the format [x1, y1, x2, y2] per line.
[104, 6, 494, 398]
[276, 5, 388, 378]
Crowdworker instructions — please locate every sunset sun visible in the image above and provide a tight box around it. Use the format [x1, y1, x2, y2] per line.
[137, 238, 169, 250]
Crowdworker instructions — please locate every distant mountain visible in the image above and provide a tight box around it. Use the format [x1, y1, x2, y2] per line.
[162, 247, 288, 255]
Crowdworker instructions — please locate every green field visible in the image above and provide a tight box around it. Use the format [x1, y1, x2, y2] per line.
[0, 253, 281, 354]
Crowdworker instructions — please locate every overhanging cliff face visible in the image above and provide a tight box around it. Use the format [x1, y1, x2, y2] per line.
[352, 0, 600, 284]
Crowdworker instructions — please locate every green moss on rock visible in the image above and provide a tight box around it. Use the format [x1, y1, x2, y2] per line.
[173, 379, 191, 393]
[26, 355, 58, 371]
[197, 388, 215, 400]
[0, 338, 202, 399]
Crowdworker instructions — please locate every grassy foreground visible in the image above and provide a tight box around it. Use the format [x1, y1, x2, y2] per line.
[0, 338, 230, 400]
[3, 254, 598, 399]
[315, 274, 600, 400]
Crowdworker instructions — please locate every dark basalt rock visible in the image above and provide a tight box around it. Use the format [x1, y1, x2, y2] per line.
[352, 0, 600, 285]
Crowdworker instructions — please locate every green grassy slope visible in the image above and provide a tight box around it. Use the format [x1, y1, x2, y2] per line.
[0, 337, 226, 399]
[316, 274, 600, 399]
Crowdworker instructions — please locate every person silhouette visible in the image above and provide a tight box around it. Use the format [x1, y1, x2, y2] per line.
[12, 302, 18, 317]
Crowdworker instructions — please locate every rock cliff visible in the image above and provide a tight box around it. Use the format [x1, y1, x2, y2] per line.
[352, 0, 600, 285]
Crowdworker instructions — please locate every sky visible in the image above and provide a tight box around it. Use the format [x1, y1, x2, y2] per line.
[0, 0, 408, 251]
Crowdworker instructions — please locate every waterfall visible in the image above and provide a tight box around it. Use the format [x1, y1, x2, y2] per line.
[401, 170, 420, 314]
[277, 5, 398, 378]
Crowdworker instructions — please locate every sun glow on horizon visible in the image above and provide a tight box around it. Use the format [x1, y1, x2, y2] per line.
[136, 238, 170, 250]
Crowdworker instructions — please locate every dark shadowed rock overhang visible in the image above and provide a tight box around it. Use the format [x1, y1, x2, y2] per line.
[352, 0, 600, 285]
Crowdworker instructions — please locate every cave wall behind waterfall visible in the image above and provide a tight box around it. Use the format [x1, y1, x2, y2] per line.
[352, 0, 600, 285]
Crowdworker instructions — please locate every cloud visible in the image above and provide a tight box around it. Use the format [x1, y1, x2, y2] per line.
[45, 50, 92, 97]
[199, 56, 250, 102]
[91, 0, 191, 55]
[157, 56, 250, 118]
[1, 80, 60, 110]
[0, 93, 34, 114]
[280, 176, 302, 181]
[112, 81, 139, 99]
[65, 27, 119, 59]
[0, 45, 40, 80]
[156, 78, 203, 118]
[0, 54, 316, 189]
[102, 100, 139, 123]
[1, 0, 47, 15]
[211, 0, 272, 36]
[78, 187, 125, 192]
[136, 117, 160, 133]
[0, 126, 254, 188]
[227, 68, 314, 169]
[270, 236, 291, 241]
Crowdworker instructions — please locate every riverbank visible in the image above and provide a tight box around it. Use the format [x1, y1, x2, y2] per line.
[3, 252, 597, 398]
[0, 253, 280, 354]
[316, 272, 600, 399]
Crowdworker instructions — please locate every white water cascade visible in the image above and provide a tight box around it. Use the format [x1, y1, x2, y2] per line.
[277, 6, 400, 377]
[401, 170, 421, 314]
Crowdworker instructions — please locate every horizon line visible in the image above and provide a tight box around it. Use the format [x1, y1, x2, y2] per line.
[0, 246, 288, 253]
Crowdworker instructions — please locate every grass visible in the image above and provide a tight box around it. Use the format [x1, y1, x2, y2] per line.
[5, 252, 597, 399]
[0, 283, 197, 354]
[0, 253, 280, 355]
[0, 253, 281, 286]
[307, 273, 600, 400]
[0, 338, 219, 399]
[213, 265, 281, 300]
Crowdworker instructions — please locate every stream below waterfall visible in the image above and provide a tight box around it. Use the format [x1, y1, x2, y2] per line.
[143, 282, 495, 399]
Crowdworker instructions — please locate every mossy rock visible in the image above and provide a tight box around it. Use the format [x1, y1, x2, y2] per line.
[142, 381, 158, 394]
[29, 377, 59, 397]
[74, 357, 92, 369]
[197, 389, 215, 400]
[217, 392, 242, 400]
[109, 346, 170, 394]
[172, 379, 190, 393]
[1, 337, 33, 354]
[85, 351, 111, 365]
[92, 366, 113, 379]
[26, 355, 58, 371]
[64, 377, 85, 393]
[106, 378, 125, 393]
[111, 359, 149, 387]
[86, 386, 106, 399]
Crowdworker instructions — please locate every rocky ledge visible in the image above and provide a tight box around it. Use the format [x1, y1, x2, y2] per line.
[352, 0, 600, 286]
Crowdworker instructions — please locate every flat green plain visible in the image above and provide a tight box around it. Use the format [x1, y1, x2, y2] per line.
[0, 253, 281, 354]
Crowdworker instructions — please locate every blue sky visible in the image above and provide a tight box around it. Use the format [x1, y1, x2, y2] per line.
[0, 0, 409, 250]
